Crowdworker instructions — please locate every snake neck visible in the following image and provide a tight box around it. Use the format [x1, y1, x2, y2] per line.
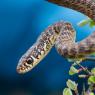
[55, 22, 76, 57]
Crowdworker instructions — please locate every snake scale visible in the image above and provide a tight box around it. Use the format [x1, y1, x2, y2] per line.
[17, 0, 95, 74]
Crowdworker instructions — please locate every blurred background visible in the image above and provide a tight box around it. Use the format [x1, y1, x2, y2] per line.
[0, 0, 95, 95]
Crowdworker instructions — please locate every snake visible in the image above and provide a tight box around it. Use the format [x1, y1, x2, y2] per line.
[17, 0, 95, 74]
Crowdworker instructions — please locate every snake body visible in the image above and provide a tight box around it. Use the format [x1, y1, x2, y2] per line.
[48, 0, 95, 59]
[48, 0, 95, 21]
[17, 0, 95, 74]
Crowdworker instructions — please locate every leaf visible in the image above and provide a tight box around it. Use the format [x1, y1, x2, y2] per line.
[72, 62, 78, 66]
[89, 20, 95, 28]
[89, 92, 95, 95]
[77, 18, 91, 27]
[91, 68, 95, 75]
[78, 18, 95, 28]
[88, 76, 95, 84]
[67, 58, 74, 62]
[69, 66, 79, 75]
[66, 79, 78, 91]
[63, 88, 73, 95]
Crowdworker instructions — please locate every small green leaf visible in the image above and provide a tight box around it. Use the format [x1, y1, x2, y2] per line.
[89, 20, 95, 28]
[89, 92, 95, 95]
[63, 88, 73, 95]
[77, 19, 91, 27]
[72, 62, 78, 66]
[66, 79, 78, 91]
[88, 76, 95, 84]
[69, 66, 79, 75]
[67, 58, 74, 62]
[89, 23, 95, 28]
[91, 68, 95, 75]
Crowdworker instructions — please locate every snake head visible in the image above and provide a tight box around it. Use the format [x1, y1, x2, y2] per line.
[17, 53, 35, 74]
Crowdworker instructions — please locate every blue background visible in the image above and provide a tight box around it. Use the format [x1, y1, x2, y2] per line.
[0, 0, 95, 95]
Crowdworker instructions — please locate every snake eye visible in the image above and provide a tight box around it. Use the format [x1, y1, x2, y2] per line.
[26, 57, 34, 65]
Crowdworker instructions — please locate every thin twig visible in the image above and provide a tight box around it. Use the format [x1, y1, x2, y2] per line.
[75, 62, 92, 76]
[75, 89, 79, 95]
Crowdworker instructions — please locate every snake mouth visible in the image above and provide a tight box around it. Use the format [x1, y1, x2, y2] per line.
[16, 67, 25, 74]
[16, 59, 33, 74]
[16, 64, 32, 74]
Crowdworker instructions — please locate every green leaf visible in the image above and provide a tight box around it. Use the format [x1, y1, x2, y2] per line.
[67, 58, 74, 62]
[88, 76, 95, 84]
[66, 79, 78, 91]
[69, 66, 79, 75]
[72, 62, 78, 66]
[78, 18, 95, 28]
[77, 18, 91, 27]
[89, 92, 95, 95]
[91, 68, 95, 75]
[89, 20, 95, 28]
[63, 88, 73, 95]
